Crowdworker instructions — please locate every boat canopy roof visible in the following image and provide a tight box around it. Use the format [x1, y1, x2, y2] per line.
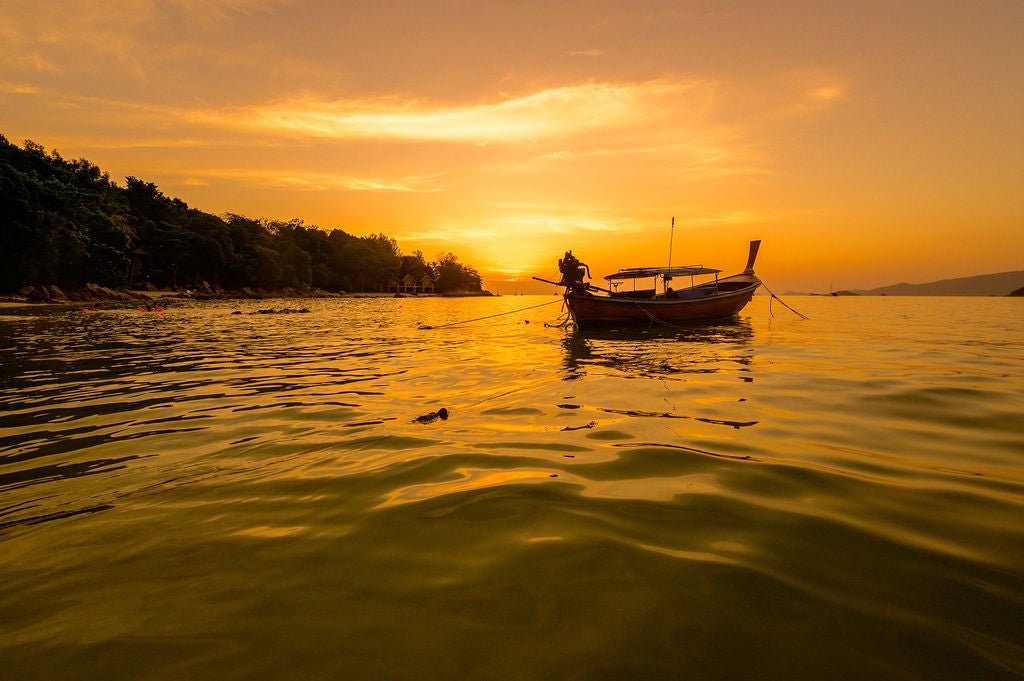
[604, 265, 721, 281]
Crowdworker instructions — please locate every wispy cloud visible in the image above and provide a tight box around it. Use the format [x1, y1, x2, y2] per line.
[165, 168, 445, 192]
[397, 226, 504, 243]
[402, 208, 643, 244]
[566, 49, 604, 57]
[808, 85, 843, 102]
[0, 0, 292, 78]
[774, 69, 849, 117]
[188, 79, 704, 144]
[399, 208, 652, 277]
[168, 0, 292, 19]
[5, 76, 768, 179]
[494, 212, 642, 234]
[0, 81, 45, 94]
[538, 139, 762, 176]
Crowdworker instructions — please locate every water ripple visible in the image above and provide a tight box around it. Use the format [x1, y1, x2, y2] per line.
[1, 296, 1022, 680]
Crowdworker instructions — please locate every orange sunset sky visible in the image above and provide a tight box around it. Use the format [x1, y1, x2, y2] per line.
[2, 0, 1021, 293]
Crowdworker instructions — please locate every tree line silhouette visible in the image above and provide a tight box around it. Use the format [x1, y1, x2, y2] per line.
[0, 135, 483, 294]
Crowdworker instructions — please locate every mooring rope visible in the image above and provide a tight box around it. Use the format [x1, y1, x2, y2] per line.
[543, 297, 573, 328]
[418, 299, 562, 330]
[421, 279, 805, 330]
[760, 280, 809, 320]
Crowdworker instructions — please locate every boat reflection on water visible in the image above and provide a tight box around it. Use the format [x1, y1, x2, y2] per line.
[560, 316, 755, 381]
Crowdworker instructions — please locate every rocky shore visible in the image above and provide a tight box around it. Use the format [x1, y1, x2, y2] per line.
[2, 281, 493, 306]
[8, 283, 152, 305]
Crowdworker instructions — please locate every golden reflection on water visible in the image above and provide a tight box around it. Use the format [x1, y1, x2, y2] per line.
[580, 473, 722, 502]
[560, 317, 755, 381]
[382, 468, 563, 507]
[1, 296, 1023, 680]
[233, 525, 308, 539]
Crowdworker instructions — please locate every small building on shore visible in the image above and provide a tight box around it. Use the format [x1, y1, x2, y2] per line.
[388, 273, 437, 294]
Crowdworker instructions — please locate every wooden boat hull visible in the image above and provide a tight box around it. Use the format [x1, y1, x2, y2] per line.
[565, 273, 760, 327]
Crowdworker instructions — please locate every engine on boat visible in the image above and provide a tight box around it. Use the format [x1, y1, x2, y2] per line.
[558, 251, 590, 290]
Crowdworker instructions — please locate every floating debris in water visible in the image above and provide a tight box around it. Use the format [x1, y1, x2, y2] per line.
[599, 407, 686, 419]
[557, 404, 581, 409]
[694, 417, 758, 429]
[598, 407, 756, 428]
[342, 418, 397, 428]
[561, 421, 597, 431]
[413, 407, 449, 424]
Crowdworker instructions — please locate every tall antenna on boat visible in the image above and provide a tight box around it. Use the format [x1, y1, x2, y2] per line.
[668, 216, 675, 269]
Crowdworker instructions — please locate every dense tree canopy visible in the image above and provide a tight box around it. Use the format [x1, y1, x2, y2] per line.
[0, 135, 484, 294]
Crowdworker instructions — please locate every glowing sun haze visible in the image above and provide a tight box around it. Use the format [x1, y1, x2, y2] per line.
[2, 0, 1021, 292]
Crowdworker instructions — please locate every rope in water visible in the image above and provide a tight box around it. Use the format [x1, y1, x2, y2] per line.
[421, 280, 804, 330]
[760, 280, 809, 320]
[418, 299, 562, 330]
[543, 298, 573, 328]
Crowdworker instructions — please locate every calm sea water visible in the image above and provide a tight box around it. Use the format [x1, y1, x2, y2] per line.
[1, 295, 1022, 680]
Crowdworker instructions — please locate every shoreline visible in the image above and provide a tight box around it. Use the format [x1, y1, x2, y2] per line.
[0, 286, 495, 308]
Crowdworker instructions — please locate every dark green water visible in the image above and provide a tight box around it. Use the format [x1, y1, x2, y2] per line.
[1, 296, 1022, 680]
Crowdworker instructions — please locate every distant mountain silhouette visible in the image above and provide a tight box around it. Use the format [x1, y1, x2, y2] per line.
[859, 270, 1024, 296]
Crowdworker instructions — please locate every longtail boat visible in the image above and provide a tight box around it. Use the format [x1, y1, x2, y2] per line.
[535, 240, 761, 327]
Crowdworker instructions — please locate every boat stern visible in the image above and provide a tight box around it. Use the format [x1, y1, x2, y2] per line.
[743, 240, 762, 273]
